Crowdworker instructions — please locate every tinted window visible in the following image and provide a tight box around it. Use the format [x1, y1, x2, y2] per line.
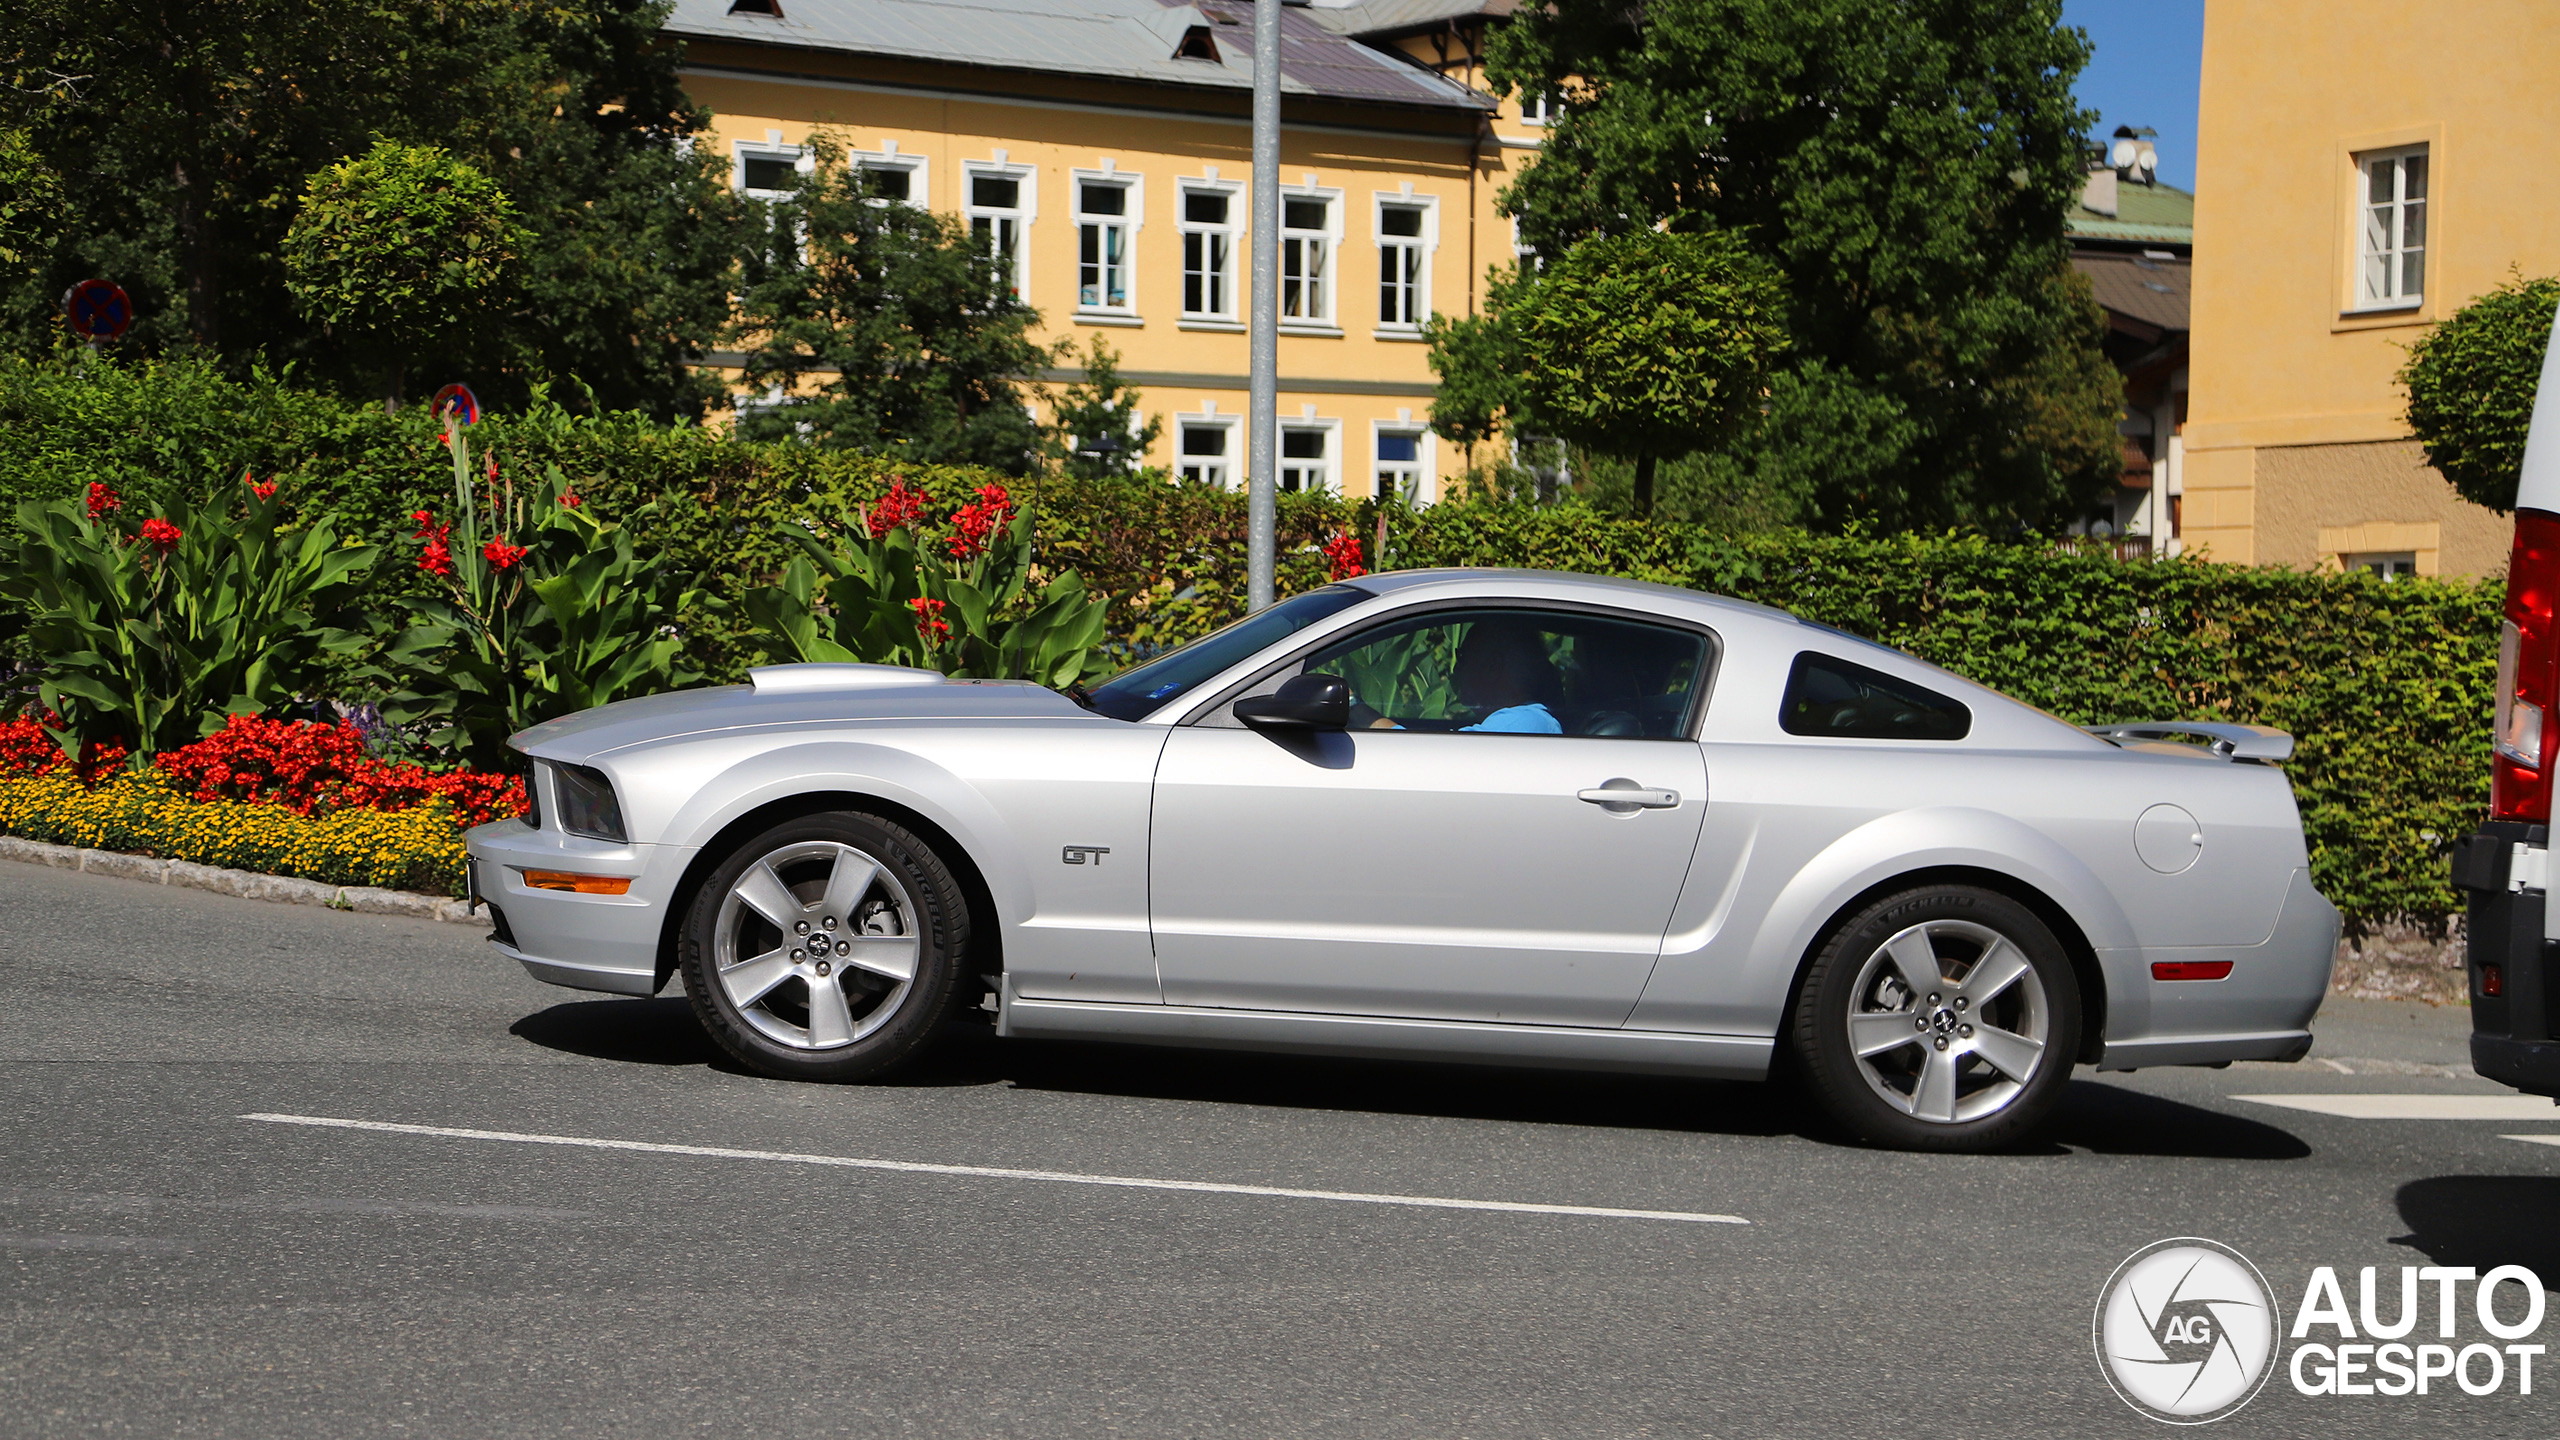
[1085, 587, 1371, 721]
[1780, 652, 1970, 741]
[1296, 607, 1710, 738]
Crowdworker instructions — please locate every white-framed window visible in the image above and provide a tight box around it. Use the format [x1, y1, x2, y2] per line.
[1280, 420, 1338, 494]
[1072, 168, 1142, 315]
[1518, 91, 1554, 126]
[732, 140, 809, 198]
[2346, 551, 2418, 580]
[2356, 145, 2428, 309]
[1373, 425, 1430, 505]
[848, 142, 926, 207]
[1280, 187, 1342, 327]
[1375, 194, 1435, 330]
[1176, 414, 1237, 487]
[963, 155, 1036, 300]
[1178, 182, 1240, 320]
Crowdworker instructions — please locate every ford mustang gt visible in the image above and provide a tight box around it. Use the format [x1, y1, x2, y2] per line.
[466, 569, 2337, 1151]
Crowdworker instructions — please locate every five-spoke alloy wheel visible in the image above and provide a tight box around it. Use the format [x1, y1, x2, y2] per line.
[1791, 885, 2081, 1151]
[679, 811, 972, 1082]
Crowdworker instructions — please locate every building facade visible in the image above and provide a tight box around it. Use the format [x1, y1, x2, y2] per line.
[2185, 0, 2560, 577]
[2069, 127, 2191, 558]
[669, 0, 1539, 502]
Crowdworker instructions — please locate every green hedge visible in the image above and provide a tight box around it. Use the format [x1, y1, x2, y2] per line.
[0, 354, 2501, 924]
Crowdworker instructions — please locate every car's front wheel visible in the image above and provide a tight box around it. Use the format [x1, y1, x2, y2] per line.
[1790, 885, 2082, 1152]
[678, 811, 972, 1082]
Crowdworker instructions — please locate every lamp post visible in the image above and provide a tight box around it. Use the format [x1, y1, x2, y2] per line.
[1075, 432, 1127, 471]
[1246, 0, 1281, 612]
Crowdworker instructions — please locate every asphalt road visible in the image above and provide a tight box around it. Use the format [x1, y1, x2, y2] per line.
[3, 857, 2554, 1438]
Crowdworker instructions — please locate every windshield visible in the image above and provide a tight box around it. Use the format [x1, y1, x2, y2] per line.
[1084, 585, 1372, 721]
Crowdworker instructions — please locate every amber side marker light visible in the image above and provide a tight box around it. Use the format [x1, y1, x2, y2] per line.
[519, 869, 632, 895]
[2150, 960, 2234, 982]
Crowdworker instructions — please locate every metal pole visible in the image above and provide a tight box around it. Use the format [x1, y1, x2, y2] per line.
[1246, 0, 1282, 612]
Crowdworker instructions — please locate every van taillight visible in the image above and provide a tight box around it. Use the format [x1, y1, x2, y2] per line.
[2494, 509, 2560, 822]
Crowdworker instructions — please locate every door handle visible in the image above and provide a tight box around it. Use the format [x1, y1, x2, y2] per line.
[1578, 783, 1680, 811]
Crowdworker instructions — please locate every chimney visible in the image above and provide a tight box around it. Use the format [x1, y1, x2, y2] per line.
[2082, 165, 2118, 217]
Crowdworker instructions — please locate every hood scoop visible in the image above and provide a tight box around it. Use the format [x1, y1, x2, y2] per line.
[749, 663, 946, 695]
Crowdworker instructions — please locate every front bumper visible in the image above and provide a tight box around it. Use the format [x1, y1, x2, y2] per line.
[464, 818, 695, 996]
[2454, 822, 2560, 1096]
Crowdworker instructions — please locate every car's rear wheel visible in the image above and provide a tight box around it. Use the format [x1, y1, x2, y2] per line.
[1790, 885, 2081, 1152]
[678, 811, 971, 1082]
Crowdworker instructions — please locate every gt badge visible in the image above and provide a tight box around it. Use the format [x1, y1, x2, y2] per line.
[1061, 846, 1111, 866]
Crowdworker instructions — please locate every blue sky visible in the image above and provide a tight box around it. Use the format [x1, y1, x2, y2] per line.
[2061, 0, 2204, 191]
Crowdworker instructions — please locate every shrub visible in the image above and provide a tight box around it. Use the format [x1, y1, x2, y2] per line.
[147, 715, 524, 828]
[2400, 272, 2560, 513]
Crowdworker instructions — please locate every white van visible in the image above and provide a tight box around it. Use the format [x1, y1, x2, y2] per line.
[2457, 320, 2560, 1094]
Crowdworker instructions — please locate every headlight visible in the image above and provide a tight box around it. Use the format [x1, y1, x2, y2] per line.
[549, 762, 627, 843]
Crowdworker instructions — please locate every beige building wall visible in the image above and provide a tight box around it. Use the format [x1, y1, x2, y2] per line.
[2186, 0, 2560, 575]
[682, 35, 1545, 501]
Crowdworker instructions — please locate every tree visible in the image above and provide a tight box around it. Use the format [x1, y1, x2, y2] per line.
[1437, 229, 1786, 517]
[0, 0, 738, 417]
[1486, 0, 2123, 530]
[727, 133, 1056, 471]
[1047, 338, 1163, 479]
[2400, 271, 2560, 514]
[283, 141, 524, 410]
[0, 129, 61, 282]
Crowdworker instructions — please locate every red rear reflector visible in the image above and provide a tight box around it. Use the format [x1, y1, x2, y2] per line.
[520, 869, 632, 895]
[2151, 961, 2234, 982]
[2482, 964, 2504, 998]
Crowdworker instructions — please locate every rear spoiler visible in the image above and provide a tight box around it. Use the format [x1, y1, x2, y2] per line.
[2085, 722, 2294, 762]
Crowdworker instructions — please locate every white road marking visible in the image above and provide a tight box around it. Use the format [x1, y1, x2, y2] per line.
[2236, 1093, 2560, 1120]
[239, 1114, 1749, 1226]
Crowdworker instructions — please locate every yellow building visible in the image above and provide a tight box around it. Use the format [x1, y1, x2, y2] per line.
[668, 0, 1543, 502]
[2186, 0, 2560, 576]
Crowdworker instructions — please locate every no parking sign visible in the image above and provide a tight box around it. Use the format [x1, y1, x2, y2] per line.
[63, 280, 132, 343]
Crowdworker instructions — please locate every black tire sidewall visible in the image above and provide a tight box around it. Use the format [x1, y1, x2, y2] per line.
[1791, 886, 2081, 1151]
[679, 810, 971, 1082]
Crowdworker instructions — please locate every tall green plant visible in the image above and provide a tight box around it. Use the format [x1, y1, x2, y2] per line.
[2399, 271, 2560, 513]
[376, 416, 701, 766]
[745, 480, 1109, 687]
[0, 473, 377, 757]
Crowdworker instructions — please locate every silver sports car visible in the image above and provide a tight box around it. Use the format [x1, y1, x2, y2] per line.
[466, 569, 2337, 1151]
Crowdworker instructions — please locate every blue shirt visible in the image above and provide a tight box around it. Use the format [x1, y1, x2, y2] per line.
[1462, 703, 1562, 734]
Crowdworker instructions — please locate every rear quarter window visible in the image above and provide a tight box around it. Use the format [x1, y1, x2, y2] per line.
[1780, 651, 1971, 741]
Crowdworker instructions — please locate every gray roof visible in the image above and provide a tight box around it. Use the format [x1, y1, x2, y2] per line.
[666, 0, 1493, 111]
[1303, 0, 1514, 36]
[2072, 251, 2190, 334]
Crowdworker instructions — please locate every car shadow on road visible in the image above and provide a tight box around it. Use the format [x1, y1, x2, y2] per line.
[507, 1002, 2315, 1159]
[2037, 1080, 2311, 1160]
[2393, 1176, 2560, 1275]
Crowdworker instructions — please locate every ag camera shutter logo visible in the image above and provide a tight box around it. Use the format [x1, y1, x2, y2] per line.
[2094, 1238, 2280, 1423]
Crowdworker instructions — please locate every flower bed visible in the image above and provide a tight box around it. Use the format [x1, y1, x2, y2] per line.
[0, 715, 525, 897]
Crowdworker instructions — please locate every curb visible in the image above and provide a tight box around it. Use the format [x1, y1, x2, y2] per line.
[0, 835, 489, 927]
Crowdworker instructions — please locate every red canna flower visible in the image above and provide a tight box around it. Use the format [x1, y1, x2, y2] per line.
[420, 539, 454, 575]
[140, 517, 183, 554]
[85, 482, 121, 519]
[1323, 531, 1367, 581]
[482, 538, 528, 570]
[245, 469, 278, 501]
[908, 595, 952, 646]
[866, 479, 928, 539]
[558, 489, 582, 508]
[486, 455, 500, 482]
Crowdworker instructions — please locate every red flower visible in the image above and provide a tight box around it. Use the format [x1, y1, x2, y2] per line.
[558, 490, 582, 508]
[410, 509, 437, 538]
[1323, 531, 1367, 581]
[486, 455, 500, 482]
[866, 479, 928, 539]
[482, 538, 528, 570]
[140, 517, 183, 554]
[147, 715, 528, 826]
[945, 484, 1015, 561]
[85, 482, 120, 520]
[420, 539, 454, 575]
[908, 595, 952, 646]
[245, 470, 278, 501]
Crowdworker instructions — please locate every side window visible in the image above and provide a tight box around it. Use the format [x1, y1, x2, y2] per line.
[1294, 608, 1710, 738]
[1780, 652, 1971, 741]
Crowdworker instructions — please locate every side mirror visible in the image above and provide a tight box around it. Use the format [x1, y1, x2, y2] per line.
[1233, 672, 1350, 731]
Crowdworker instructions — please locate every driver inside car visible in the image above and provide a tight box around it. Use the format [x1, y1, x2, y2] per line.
[1357, 619, 1563, 733]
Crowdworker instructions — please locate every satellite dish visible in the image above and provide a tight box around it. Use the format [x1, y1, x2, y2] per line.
[2111, 138, 2139, 170]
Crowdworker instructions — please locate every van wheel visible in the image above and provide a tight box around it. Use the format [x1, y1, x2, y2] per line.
[1790, 885, 2081, 1152]
[678, 811, 971, 1082]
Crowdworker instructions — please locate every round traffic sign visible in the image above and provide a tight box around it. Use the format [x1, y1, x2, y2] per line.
[63, 280, 133, 342]
[430, 383, 481, 427]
